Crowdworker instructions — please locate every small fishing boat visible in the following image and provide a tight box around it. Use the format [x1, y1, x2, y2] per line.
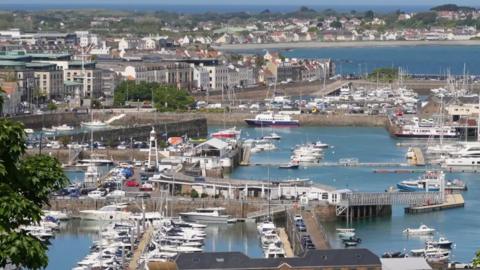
[344, 241, 358, 247]
[336, 228, 355, 233]
[279, 162, 299, 169]
[313, 141, 329, 149]
[338, 231, 356, 239]
[403, 224, 435, 235]
[342, 236, 361, 243]
[397, 171, 442, 192]
[211, 127, 241, 139]
[262, 132, 281, 140]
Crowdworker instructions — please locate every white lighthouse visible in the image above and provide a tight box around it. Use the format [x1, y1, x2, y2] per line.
[147, 127, 159, 169]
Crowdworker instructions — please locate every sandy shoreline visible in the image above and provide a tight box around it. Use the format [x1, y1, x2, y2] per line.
[215, 40, 480, 50]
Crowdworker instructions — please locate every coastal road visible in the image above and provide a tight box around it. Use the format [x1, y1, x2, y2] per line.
[312, 80, 347, 97]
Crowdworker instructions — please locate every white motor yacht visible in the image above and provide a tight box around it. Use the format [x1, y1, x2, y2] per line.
[444, 144, 480, 166]
[81, 120, 108, 129]
[264, 243, 286, 258]
[403, 224, 435, 235]
[179, 207, 230, 223]
[257, 220, 276, 235]
[53, 124, 74, 132]
[78, 204, 131, 221]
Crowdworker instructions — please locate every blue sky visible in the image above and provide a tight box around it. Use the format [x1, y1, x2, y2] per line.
[2, 0, 480, 5]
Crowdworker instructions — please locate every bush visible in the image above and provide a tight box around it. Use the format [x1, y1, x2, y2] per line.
[201, 193, 209, 198]
[367, 67, 399, 83]
[190, 189, 199, 198]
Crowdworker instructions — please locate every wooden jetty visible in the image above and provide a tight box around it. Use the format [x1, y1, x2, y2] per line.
[410, 147, 425, 166]
[128, 226, 154, 270]
[405, 194, 464, 214]
[240, 145, 251, 166]
[277, 228, 294, 257]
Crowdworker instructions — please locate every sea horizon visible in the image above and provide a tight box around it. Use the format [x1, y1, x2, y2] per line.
[0, 3, 466, 13]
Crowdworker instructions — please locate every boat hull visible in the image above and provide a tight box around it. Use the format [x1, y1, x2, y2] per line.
[179, 214, 229, 223]
[394, 133, 457, 138]
[396, 183, 439, 192]
[245, 119, 299, 127]
[78, 211, 131, 221]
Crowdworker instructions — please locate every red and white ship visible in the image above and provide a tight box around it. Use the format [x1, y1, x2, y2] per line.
[211, 127, 241, 139]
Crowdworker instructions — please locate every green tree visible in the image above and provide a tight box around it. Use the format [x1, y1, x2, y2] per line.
[190, 189, 199, 198]
[0, 99, 69, 268]
[91, 99, 102, 109]
[367, 67, 399, 83]
[364, 10, 375, 21]
[114, 81, 194, 112]
[46, 102, 57, 111]
[473, 250, 480, 268]
[330, 20, 342, 29]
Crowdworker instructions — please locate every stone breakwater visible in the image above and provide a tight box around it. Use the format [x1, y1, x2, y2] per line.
[200, 112, 388, 127]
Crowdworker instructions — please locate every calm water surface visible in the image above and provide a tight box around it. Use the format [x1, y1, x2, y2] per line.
[48, 126, 480, 267]
[224, 126, 480, 262]
[240, 45, 480, 76]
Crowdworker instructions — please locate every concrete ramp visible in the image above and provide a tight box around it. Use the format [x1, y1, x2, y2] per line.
[105, 113, 126, 124]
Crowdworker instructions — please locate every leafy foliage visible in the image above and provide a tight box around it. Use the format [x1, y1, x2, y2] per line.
[367, 67, 399, 83]
[474, 250, 480, 268]
[0, 116, 69, 269]
[114, 81, 194, 111]
[46, 102, 57, 111]
[431, 4, 476, 12]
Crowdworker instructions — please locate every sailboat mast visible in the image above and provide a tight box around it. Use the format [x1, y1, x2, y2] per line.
[477, 94, 480, 142]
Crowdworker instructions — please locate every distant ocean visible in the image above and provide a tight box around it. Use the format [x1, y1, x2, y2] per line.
[0, 4, 455, 13]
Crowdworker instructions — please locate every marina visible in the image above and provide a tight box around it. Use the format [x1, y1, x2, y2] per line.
[4, 2, 480, 269]
[37, 125, 479, 268]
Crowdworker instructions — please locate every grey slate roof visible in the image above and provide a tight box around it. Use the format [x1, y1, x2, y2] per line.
[175, 249, 381, 270]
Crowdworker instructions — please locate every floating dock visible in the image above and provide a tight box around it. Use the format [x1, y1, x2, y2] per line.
[250, 162, 410, 168]
[407, 147, 425, 166]
[405, 194, 464, 214]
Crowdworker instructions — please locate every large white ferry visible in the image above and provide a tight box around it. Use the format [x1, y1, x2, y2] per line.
[394, 124, 457, 138]
[245, 112, 299, 127]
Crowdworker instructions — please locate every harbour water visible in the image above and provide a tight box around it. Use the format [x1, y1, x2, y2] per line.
[47, 126, 479, 268]
[247, 45, 480, 75]
[229, 126, 480, 262]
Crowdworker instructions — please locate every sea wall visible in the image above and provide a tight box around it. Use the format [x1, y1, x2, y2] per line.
[199, 112, 388, 127]
[65, 117, 207, 143]
[47, 197, 267, 218]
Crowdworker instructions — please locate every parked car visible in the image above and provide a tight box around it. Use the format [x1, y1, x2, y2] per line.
[125, 180, 140, 187]
[194, 176, 205, 183]
[88, 190, 105, 199]
[139, 183, 153, 192]
[296, 223, 307, 232]
[106, 190, 126, 199]
[293, 215, 303, 222]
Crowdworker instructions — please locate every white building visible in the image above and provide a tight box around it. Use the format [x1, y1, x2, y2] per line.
[205, 65, 228, 90]
[75, 31, 98, 47]
[192, 64, 210, 91]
